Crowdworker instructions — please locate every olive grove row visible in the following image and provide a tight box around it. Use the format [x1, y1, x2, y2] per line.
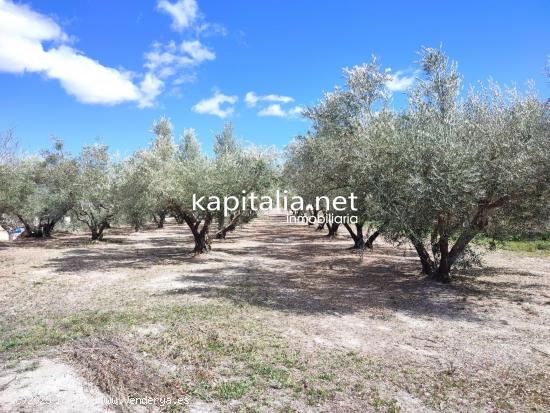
[0, 47, 549, 282]
[285, 48, 550, 281]
[0, 122, 278, 252]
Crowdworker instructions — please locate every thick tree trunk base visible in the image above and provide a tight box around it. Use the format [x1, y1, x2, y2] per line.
[193, 237, 210, 253]
[326, 223, 339, 238]
[365, 230, 380, 249]
[428, 267, 451, 283]
[215, 223, 236, 239]
[348, 238, 365, 249]
[22, 231, 43, 238]
[90, 225, 107, 241]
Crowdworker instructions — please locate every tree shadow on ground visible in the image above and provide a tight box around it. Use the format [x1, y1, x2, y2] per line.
[0, 223, 183, 251]
[162, 236, 546, 321]
[41, 230, 232, 273]
[37, 215, 547, 320]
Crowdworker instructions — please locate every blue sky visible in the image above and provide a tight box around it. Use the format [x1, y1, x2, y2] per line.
[1, 0, 549, 156]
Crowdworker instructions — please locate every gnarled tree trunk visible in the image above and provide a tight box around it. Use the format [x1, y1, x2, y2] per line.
[154, 210, 166, 228]
[409, 202, 495, 282]
[90, 222, 110, 241]
[409, 235, 436, 277]
[344, 223, 364, 249]
[41, 220, 56, 238]
[215, 212, 240, 239]
[173, 213, 184, 225]
[181, 211, 212, 253]
[17, 215, 57, 238]
[365, 230, 380, 249]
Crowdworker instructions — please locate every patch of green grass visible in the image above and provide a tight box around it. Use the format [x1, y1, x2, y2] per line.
[2, 336, 23, 351]
[1, 302, 239, 357]
[215, 378, 254, 400]
[503, 239, 550, 253]
[248, 360, 294, 389]
[0, 310, 142, 354]
[318, 371, 336, 382]
[145, 308, 390, 409]
[305, 386, 332, 406]
[474, 235, 550, 256]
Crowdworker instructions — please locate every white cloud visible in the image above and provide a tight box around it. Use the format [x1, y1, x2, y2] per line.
[143, 41, 178, 73]
[157, 0, 198, 32]
[138, 73, 164, 108]
[0, 0, 160, 107]
[386, 70, 417, 92]
[196, 22, 227, 37]
[244, 92, 259, 107]
[258, 104, 285, 117]
[245, 91, 294, 107]
[151, 0, 220, 96]
[180, 40, 215, 63]
[173, 73, 197, 85]
[288, 106, 303, 116]
[192, 91, 237, 118]
[263, 94, 294, 104]
[245, 91, 301, 118]
[258, 104, 302, 118]
[46, 46, 143, 105]
[144, 40, 215, 79]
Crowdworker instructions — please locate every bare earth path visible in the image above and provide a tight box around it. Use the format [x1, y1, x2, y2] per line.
[1, 214, 549, 412]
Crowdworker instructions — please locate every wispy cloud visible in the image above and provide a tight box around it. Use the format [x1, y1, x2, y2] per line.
[0, 0, 159, 107]
[138, 73, 164, 108]
[196, 22, 227, 37]
[181, 40, 215, 63]
[245, 91, 301, 117]
[258, 104, 302, 118]
[244, 91, 294, 107]
[192, 91, 238, 118]
[144, 40, 215, 78]
[150, 0, 221, 98]
[386, 70, 418, 92]
[156, 0, 198, 32]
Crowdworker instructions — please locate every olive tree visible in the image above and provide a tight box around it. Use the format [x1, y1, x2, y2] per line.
[1, 130, 25, 237]
[286, 57, 390, 246]
[116, 118, 177, 231]
[147, 117, 179, 227]
[166, 133, 213, 253]
[210, 123, 277, 239]
[157, 121, 276, 253]
[1, 140, 76, 237]
[117, 152, 152, 231]
[73, 144, 118, 241]
[364, 48, 550, 281]
[0, 144, 22, 237]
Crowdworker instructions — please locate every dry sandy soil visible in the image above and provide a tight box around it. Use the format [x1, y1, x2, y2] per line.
[0, 214, 549, 412]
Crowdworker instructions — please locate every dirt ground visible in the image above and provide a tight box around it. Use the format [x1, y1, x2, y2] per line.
[0, 214, 549, 412]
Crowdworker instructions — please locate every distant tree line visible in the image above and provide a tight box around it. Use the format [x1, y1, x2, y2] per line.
[0, 121, 277, 252]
